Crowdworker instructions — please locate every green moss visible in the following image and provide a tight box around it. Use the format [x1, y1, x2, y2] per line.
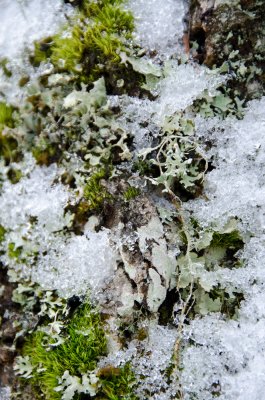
[211, 230, 244, 251]
[0, 102, 14, 130]
[99, 363, 137, 400]
[51, 0, 138, 90]
[23, 303, 107, 399]
[8, 242, 23, 260]
[0, 225, 6, 244]
[29, 37, 53, 67]
[123, 186, 140, 201]
[0, 57, 12, 78]
[7, 168, 23, 184]
[132, 159, 153, 176]
[83, 169, 112, 211]
[21, 303, 136, 399]
[32, 139, 61, 166]
[18, 75, 30, 87]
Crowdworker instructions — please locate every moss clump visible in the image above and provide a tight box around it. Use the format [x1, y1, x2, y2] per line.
[52, 0, 134, 73]
[50, 0, 143, 93]
[0, 102, 20, 164]
[7, 168, 23, 184]
[32, 143, 60, 166]
[98, 363, 137, 400]
[211, 230, 244, 251]
[22, 303, 107, 399]
[0, 102, 14, 130]
[29, 37, 53, 67]
[8, 243, 23, 261]
[83, 169, 112, 211]
[21, 303, 136, 399]
[123, 186, 140, 201]
[0, 57, 12, 78]
[0, 225, 6, 244]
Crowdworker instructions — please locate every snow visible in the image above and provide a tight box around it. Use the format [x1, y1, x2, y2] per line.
[0, 0, 69, 60]
[128, 0, 186, 57]
[180, 98, 265, 399]
[32, 228, 117, 298]
[0, 0, 72, 104]
[0, 156, 117, 298]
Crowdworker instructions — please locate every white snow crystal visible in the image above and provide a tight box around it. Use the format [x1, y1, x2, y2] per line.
[128, 0, 186, 57]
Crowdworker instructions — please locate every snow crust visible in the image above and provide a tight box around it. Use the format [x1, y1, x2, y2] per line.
[128, 0, 186, 57]
[0, 0, 71, 104]
[0, 0, 68, 60]
[0, 156, 117, 298]
[181, 97, 265, 399]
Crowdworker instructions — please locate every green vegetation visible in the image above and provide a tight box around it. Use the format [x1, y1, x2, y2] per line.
[211, 230, 244, 251]
[51, 0, 137, 89]
[0, 225, 6, 244]
[0, 102, 14, 130]
[83, 169, 112, 211]
[29, 37, 53, 67]
[123, 186, 140, 201]
[0, 102, 19, 164]
[18, 303, 136, 399]
[0, 57, 12, 77]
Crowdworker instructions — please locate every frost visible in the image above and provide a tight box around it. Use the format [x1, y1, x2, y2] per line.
[32, 228, 117, 298]
[0, 387, 11, 400]
[180, 97, 265, 399]
[128, 0, 185, 57]
[0, 0, 70, 60]
[99, 322, 177, 399]
[0, 159, 70, 233]
[154, 63, 226, 122]
[0, 155, 117, 298]
[187, 97, 265, 234]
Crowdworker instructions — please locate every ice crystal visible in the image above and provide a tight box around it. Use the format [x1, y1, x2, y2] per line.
[128, 0, 185, 57]
[0, 0, 69, 60]
[32, 228, 117, 298]
[187, 97, 265, 234]
[0, 155, 117, 298]
[99, 322, 177, 399]
[0, 387, 11, 400]
[180, 97, 265, 399]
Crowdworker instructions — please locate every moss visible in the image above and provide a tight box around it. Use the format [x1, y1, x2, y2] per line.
[8, 242, 23, 261]
[29, 37, 53, 67]
[132, 159, 153, 176]
[211, 230, 244, 251]
[83, 169, 112, 211]
[21, 303, 136, 399]
[51, 0, 134, 74]
[7, 168, 23, 184]
[18, 75, 30, 87]
[50, 0, 143, 94]
[0, 225, 6, 244]
[0, 133, 18, 164]
[99, 363, 137, 400]
[22, 303, 107, 399]
[0, 102, 14, 130]
[123, 186, 140, 201]
[32, 142, 61, 166]
[0, 57, 12, 78]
